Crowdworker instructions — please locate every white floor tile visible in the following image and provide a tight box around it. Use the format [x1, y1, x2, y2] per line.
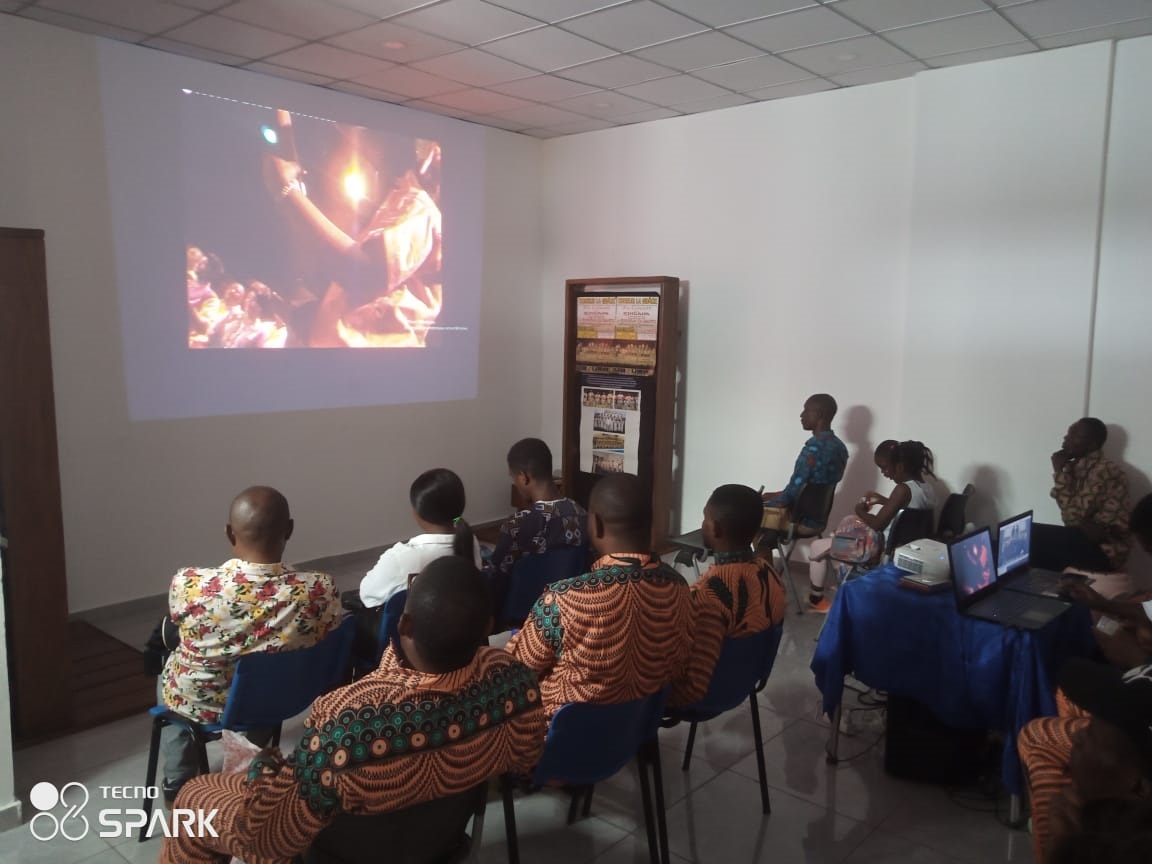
[842, 828, 967, 863]
[476, 788, 630, 864]
[879, 785, 1033, 864]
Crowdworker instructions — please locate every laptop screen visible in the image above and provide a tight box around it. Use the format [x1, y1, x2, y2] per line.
[996, 511, 1032, 578]
[949, 529, 997, 602]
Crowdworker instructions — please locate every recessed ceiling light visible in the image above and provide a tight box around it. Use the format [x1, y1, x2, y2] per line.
[835, 52, 858, 62]
[382, 40, 407, 50]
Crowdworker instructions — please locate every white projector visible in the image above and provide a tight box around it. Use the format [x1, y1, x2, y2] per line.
[893, 539, 951, 586]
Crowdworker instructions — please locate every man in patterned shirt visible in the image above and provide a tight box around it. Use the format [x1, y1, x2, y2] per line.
[760, 393, 847, 544]
[671, 484, 786, 707]
[161, 556, 546, 864]
[487, 438, 587, 623]
[507, 473, 692, 718]
[160, 486, 340, 802]
[1033, 417, 1131, 572]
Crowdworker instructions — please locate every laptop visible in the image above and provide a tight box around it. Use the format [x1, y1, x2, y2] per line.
[949, 528, 1072, 630]
[995, 511, 1094, 598]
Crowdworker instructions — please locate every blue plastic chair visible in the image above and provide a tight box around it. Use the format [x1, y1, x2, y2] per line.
[140, 617, 355, 840]
[499, 546, 587, 627]
[663, 622, 784, 815]
[501, 690, 669, 864]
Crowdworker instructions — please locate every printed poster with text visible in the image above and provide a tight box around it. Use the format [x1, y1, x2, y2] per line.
[579, 385, 641, 476]
[575, 295, 658, 377]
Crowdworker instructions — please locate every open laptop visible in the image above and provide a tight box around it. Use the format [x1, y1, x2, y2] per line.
[949, 528, 1072, 630]
[994, 511, 1091, 598]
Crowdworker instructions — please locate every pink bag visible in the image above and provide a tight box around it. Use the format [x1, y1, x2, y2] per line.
[828, 515, 883, 565]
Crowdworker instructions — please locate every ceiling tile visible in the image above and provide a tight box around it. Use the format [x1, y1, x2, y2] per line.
[656, 0, 817, 28]
[421, 87, 533, 114]
[557, 54, 676, 87]
[326, 20, 466, 62]
[220, 0, 377, 40]
[522, 127, 566, 138]
[163, 14, 306, 58]
[669, 91, 754, 112]
[492, 102, 592, 125]
[0, 0, 24, 10]
[141, 36, 252, 63]
[353, 65, 469, 97]
[692, 54, 812, 90]
[779, 34, 913, 74]
[485, 0, 629, 23]
[615, 106, 683, 123]
[263, 43, 392, 79]
[559, 1, 706, 52]
[1036, 16, 1152, 48]
[324, 0, 441, 16]
[1004, 0, 1152, 38]
[541, 116, 617, 133]
[394, 0, 540, 45]
[615, 74, 733, 106]
[487, 74, 600, 100]
[411, 48, 536, 85]
[885, 11, 1029, 58]
[828, 59, 926, 85]
[245, 61, 341, 85]
[327, 80, 408, 101]
[725, 6, 867, 52]
[556, 90, 657, 117]
[400, 98, 475, 117]
[19, 6, 149, 41]
[37, 0, 200, 33]
[744, 77, 837, 100]
[167, 0, 233, 9]
[928, 41, 1037, 66]
[831, 0, 987, 31]
[483, 26, 615, 70]
[633, 31, 764, 71]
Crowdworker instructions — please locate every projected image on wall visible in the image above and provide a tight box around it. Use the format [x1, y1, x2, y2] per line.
[183, 93, 444, 350]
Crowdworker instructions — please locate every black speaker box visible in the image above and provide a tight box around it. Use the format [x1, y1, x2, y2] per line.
[884, 695, 991, 784]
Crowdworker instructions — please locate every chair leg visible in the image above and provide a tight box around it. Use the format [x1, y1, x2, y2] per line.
[647, 739, 670, 864]
[467, 788, 486, 864]
[582, 785, 594, 819]
[140, 716, 164, 843]
[636, 756, 659, 864]
[681, 721, 698, 771]
[566, 786, 583, 825]
[196, 734, 211, 776]
[777, 540, 804, 616]
[500, 775, 520, 864]
[749, 693, 770, 815]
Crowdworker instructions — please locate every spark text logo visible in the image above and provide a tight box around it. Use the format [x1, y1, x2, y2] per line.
[29, 782, 218, 840]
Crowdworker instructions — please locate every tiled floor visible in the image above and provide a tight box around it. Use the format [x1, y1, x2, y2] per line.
[5, 561, 1035, 863]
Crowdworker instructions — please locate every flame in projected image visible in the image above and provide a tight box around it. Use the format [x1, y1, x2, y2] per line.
[342, 169, 368, 203]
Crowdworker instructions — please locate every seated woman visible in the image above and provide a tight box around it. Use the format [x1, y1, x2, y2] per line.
[359, 468, 482, 608]
[805, 440, 937, 612]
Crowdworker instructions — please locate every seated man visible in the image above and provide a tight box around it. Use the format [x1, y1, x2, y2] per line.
[160, 486, 340, 803]
[760, 393, 847, 546]
[1033, 417, 1130, 572]
[507, 473, 692, 717]
[487, 438, 587, 619]
[161, 556, 547, 864]
[671, 484, 787, 707]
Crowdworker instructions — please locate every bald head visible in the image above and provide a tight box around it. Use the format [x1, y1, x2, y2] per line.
[588, 474, 651, 553]
[227, 486, 293, 562]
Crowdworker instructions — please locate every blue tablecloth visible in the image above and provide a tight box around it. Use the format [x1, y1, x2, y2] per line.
[811, 564, 1094, 794]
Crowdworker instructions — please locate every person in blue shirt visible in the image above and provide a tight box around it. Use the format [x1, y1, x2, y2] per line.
[759, 393, 848, 546]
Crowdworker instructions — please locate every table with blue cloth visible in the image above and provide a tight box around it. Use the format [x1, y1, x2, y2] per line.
[811, 563, 1094, 796]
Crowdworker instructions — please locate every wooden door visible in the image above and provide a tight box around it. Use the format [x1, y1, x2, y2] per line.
[0, 227, 72, 735]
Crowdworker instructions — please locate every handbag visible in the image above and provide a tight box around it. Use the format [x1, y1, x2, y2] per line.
[828, 515, 882, 565]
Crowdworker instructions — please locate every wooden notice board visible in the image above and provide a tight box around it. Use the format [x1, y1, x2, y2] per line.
[560, 277, 679, 551]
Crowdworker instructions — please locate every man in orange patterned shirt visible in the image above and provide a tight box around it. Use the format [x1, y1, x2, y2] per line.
[671, 484, 786, 707]
[161, 487, 339, 802]
[507, 474, 692, 718]
[161, 556, 546, 864]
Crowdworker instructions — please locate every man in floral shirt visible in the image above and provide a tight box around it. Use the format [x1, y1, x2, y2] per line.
[161, 486, 339, 801]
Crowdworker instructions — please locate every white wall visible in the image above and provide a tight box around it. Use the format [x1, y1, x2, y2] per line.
[900, 43, 1114, 528]
[1090, 35, 1152, 577]
[540, 83, 916, 531]
[0, 15, 544, 612]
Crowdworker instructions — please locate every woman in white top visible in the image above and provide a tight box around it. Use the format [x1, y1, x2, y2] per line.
[807, 440, 938, 612]
[359, 468, 483, 607]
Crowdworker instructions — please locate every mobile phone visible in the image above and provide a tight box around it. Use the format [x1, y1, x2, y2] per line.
[1096, 615, 1120, 636]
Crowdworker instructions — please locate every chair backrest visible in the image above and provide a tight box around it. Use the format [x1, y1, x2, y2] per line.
[532, 690, 666, 787]
[935, 483, 975, 541]
[689, 623, 785, 713]
[371, 590, 409, 666]
[221, 616, 355, 730]
[791, 483, 837, 534]
[500, 545, 588, 626]
[303, 783, 485, 864]
[886, 508, 935, 557]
